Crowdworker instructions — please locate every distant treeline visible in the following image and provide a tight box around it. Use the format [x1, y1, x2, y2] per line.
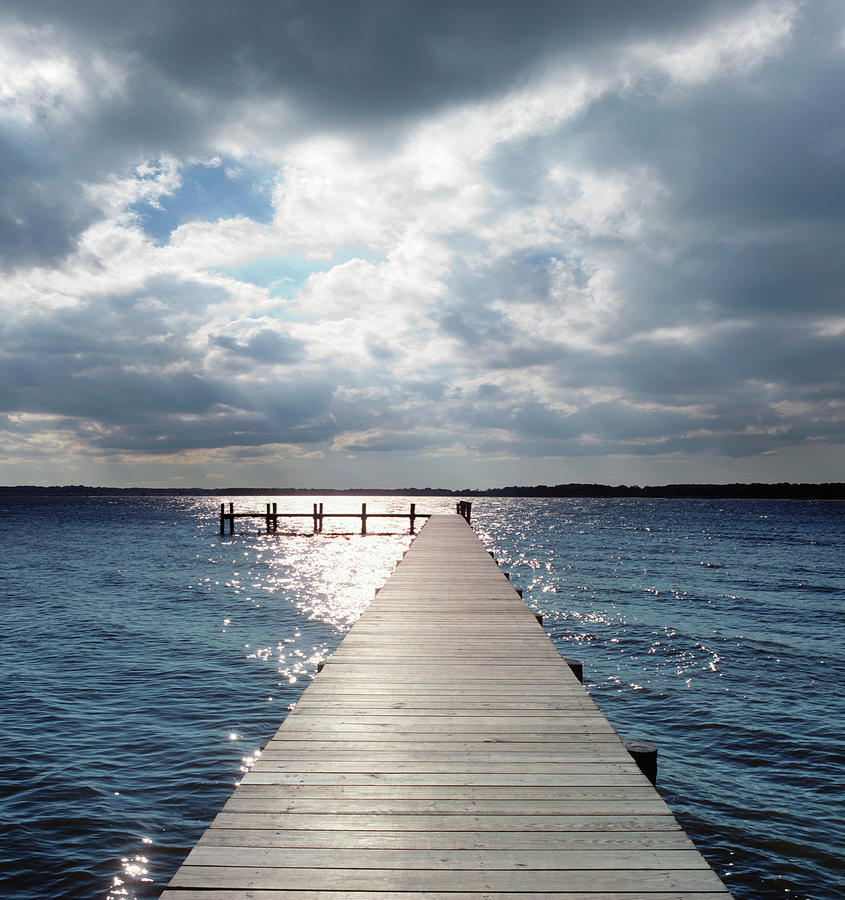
[1, 482, 843, 499]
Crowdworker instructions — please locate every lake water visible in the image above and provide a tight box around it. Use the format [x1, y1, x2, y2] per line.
[0, 494, 842, 899]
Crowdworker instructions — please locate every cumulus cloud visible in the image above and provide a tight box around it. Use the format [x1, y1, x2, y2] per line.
[0, 0, 843, 486]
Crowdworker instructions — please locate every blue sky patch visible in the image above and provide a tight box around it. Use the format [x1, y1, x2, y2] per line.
[213, 248, 384, 299]
[130, 158, 276, 243]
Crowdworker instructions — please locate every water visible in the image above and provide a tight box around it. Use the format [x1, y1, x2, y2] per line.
[0, 495, 842, 899]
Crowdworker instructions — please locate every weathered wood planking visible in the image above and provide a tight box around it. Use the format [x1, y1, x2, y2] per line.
[161, 514, 733, 899]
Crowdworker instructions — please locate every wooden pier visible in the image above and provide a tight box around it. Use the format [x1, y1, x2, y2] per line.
[219, 502, 433, 535]
[162, 513, 732, 899]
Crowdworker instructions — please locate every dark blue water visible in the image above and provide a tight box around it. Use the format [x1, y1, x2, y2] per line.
[0, 495, 842, 899]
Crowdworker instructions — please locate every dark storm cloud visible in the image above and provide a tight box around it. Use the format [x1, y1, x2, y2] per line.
[213, 329, 304, 364]
[0, 275, 333, 453]
[83, 383, 337, 455]
[0, 133, 100, 268]
[3, 276, 228, 366]
[6, 1, 743, 121]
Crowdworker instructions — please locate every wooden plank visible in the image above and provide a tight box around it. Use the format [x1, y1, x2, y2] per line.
[207, 812, 685, 832]
[257, 747, 633, 759]
[197, 829, 697, 850]
[162, 892, 733, 900]
[220, 798, 674, 815]
[231, 784, 662, 798]
[169, 867, 730, 892]
[162, 514, 733, 898]
[238, 773, 649, 786]
[247, 762, 641, 773]
[183, 847, 712, 870]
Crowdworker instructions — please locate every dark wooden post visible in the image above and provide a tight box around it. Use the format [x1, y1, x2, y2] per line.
[361, 502, 367, 535]
[623, 738, 658, 785]
[272, 502, 278, 533]
[313, 502, 318, 534]
[228, 502, 235, 535]
[319, 503, 324, 533]
[266, 502, 271, 533]
[565, 658, 583, 683]
[409, 502, 416, 533]
[220, 503, 225, 535]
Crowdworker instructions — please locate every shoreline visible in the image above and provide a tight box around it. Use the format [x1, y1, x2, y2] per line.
[2, 482, 843, 500]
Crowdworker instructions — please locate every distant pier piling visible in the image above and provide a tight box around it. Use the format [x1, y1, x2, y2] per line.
[218, 502, 428, 535]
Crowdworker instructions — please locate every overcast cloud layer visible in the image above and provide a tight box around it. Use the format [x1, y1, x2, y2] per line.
[1, 0, 843, 488]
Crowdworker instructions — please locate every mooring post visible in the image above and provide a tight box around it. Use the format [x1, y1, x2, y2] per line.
[313, 502, 318, 534]
[265, 502, 271, 533]
[219, 503, 225, 535]
[361, 502, 367, 535]
[228, 502, 235, 535]
[410, 502, 416, 533]
[623, 738, 658, 785]
[319, 502, 324, 533]
[565, 658, 583, 683]
[272, 502, 278, 533]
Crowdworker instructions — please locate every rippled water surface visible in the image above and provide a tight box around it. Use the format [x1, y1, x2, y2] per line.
[0, 495, 842, 899]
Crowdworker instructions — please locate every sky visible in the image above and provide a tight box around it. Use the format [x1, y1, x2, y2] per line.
[1, 0, 843, 489]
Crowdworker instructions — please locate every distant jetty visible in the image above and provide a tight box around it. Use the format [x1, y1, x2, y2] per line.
[2, 482, 843, 499]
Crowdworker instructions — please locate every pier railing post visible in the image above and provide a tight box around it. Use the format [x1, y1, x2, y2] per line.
[313, 502, 318, 534]
[410, 502, 416, 533]
[361, 502, 367, 535]
[319, 502, 324, 533]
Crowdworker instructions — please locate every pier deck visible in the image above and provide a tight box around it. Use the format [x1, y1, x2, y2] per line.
[161, 514, 732, 899]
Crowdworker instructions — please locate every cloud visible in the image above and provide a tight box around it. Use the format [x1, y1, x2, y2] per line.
[1, 0, 844, 486]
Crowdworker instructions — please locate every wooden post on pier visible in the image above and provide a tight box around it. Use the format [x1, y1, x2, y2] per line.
[361, 502, 367, 535]
[220, 502, 235, 535]
[313, 503, 319, 534]
[319, 502, 324, 533]
[410, 502, 416, 533]
[264, 503, 279, 533]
